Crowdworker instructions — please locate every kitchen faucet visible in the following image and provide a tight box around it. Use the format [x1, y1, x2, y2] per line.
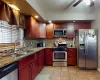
[14, 39, 26, 54]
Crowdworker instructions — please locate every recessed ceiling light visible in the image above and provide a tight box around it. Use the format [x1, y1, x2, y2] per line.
[35, 16, 39, 19]
[83, 0, 91, 5]
[73, 21, 75, 22]
[48, 20, 52, 23]
[8, 4, 20, 10]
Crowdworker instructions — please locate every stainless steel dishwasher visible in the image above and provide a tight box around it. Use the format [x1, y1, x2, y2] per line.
[0, 62, 18, 80]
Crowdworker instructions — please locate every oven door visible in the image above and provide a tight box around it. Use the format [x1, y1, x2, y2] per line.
[53, 51, 67, 61]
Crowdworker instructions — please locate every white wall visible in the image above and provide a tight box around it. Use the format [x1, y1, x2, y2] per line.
[26, 0, 45, 19]
[44, 2, 95, 20]
[26, 0, 95, 20]
[91, 0, 100, 71]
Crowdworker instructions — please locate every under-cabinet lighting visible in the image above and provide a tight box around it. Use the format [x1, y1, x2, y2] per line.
[8, 4, 20, 10]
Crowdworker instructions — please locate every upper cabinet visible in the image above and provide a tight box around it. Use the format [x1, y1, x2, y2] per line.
[54, 23, 67, 29]
[38, 23, 46, 38]
[25, 17, 91, 39]
[67, 23, 75, 38]
[46, 24, 54, 38]
[25, 16, 39, 38]
[74, 22, 91, 30]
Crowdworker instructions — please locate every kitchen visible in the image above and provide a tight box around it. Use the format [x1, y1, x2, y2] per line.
[0, 0, 100, 80]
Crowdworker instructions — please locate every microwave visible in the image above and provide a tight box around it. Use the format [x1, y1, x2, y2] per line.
[54, 29, 67, 37]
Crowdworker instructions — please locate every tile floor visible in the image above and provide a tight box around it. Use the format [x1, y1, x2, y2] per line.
[34, 66, 100, 80]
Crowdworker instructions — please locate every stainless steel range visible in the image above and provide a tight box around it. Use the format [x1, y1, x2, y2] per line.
[53, 42, 67, 67]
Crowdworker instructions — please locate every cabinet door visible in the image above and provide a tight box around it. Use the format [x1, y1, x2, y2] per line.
[35, 58, 39, 74]
[38, 50, 44, 71]
[54, 23, 67, 29]
[46, 24, 54, 38]
[38, 54, 43, 71]
[39, 23, 46, 38]
[25, 16, 39, 38]
[45, 48, 52, 66]
[25, 17, 31, 38]
[19, 65, 30, 80]
[31, 60, 37, 80]
[67, 23, 75, 38]
[31, 17, 39, 38]
[74, 23, 91, 30]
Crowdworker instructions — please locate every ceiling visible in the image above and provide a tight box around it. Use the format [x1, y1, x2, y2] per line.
[36, 0, 75, 11]
[26, 0, 95, 21]
[2, 0, 44, 21]
[2, 0, 96, 22]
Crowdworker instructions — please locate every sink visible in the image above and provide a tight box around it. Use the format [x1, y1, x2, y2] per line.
[15, 54, 25, 57]
[8, 53, 27, 58]
[26, 50, 34, 53]
[9, 54, 24, 58]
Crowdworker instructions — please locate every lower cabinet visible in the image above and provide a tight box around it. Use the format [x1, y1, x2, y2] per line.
[31, 59, 38, 80]
[39, 51, 44, 71]
[45, 48, 53, 66]
[18, 49, 44, 80]
[18, 65, 31, 80]
[67, 48, 77, 66]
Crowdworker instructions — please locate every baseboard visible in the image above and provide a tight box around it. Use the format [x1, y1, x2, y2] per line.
[97, 68, 100, 72]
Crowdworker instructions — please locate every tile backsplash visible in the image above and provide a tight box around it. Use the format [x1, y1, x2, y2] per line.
[25, 38, 75, 48]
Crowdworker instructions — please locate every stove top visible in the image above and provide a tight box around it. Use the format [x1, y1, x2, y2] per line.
[53, 47, 67, 51]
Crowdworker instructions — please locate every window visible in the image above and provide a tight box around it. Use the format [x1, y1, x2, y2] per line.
[0, 20, 23, 43]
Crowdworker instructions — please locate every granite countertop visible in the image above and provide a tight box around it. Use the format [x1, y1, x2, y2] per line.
[0, 47, 45, 68]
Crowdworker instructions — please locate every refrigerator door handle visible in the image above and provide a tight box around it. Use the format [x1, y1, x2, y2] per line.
[84, 49, 85, 54]
[85, 31, 88, 55]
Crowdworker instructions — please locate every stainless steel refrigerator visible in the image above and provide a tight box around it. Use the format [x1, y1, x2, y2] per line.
[77, 29, 98, 69]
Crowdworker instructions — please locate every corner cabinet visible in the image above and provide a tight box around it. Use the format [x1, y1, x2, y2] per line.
[46, 24, 54, 38]
[25, 16, 46, 38]
[25, 16, 39, 38]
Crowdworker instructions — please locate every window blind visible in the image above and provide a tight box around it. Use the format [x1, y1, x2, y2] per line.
[0, 20, 23, 43]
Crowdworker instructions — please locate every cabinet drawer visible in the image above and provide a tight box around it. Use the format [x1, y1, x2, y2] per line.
[68, 54, 76, 57]
[68, 56, 76, 60]
[45, 48, 52, 52]
[67, 59, 76, 65]
[68, 48, 76, 52]
[67, 62, 76, 65]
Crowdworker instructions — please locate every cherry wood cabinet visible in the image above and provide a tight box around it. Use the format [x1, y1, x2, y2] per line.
[74, 22, 91, 30]
[45, 48, 53, 66]
[25, 16, 46, 38]
[30, 60, 37, 80]
[38, 49, 44, 71]
[54, 23, 67, 29]
[46, 24, 54, 38]
[67, 32, 75, 38]
[25, 16, 39, 38]
[67, 23, 75, 38]
[18, 49, 45, 80]
[39, 23, 46, 38]
[18, 64, 31, 80]
[67, 48, 77, 66]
